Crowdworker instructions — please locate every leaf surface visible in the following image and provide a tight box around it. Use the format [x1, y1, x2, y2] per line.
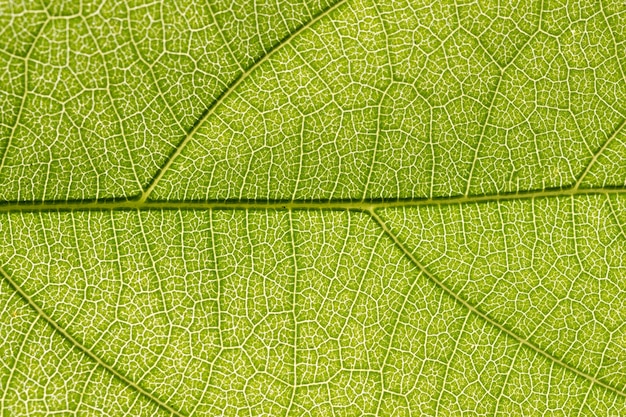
[1, 0, 626, 415]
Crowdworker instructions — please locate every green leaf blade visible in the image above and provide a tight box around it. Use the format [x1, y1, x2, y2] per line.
[2, 0, 626, 415]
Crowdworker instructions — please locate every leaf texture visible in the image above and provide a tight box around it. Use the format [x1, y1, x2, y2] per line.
[1, 0, 626, 416]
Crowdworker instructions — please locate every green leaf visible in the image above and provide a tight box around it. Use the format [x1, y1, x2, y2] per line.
[1, 0, 626, 415]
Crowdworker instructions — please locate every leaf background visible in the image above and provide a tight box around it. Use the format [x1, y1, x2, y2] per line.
[1, 0, 626, 415]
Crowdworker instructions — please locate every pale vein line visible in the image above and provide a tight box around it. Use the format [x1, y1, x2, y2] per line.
[0, 315, 39, 411]
[367, 209, 626, 399]
[138, 0, 348, 203]
[74, 363, 99, 415]
[373, 230, 433, 416]
[463, 0, 542, 197]
[464, 67, 503, 197]
[204, 1, 245, 73]
[134, 211, 174, 387]
[286, 209, 299, 416]
[361, 83, 390, 201]
[576, 332, 612, 417]
[599, 0, 626, 91]
[0, 19, 48, 173]
[124, 4, 186, 135]
[493, 343, 523, 415]
[1, 186, 625, 213]
[574, 118, 626, 190]
[79, 15, 143, 193]
[0, 266, 187, 417]
[362, 0, 393, 201]
[435, 312, 471, 415]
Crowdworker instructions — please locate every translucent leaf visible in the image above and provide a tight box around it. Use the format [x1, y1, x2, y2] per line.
[1, 0, 626, 415]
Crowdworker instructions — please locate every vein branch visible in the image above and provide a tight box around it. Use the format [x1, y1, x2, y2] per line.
[0, 19, 48, 172]
[0, 266, 188, 417]
[138, 0, 348, 203]
[367, 209, 626, 400]
[574, 118, 626, 190]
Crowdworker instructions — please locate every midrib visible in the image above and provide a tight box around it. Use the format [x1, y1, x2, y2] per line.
[0, 186, 624, 212]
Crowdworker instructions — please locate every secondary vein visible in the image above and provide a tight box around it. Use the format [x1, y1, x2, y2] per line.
[367, 209, 626, 400]
[138, 0, 349, 203]
[0, 266, 188, 417]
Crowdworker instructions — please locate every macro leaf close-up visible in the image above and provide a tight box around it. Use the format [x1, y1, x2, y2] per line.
[1, 0, 626, 415]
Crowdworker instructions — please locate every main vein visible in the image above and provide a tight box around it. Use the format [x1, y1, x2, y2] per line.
[0, 186, 624, 213]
